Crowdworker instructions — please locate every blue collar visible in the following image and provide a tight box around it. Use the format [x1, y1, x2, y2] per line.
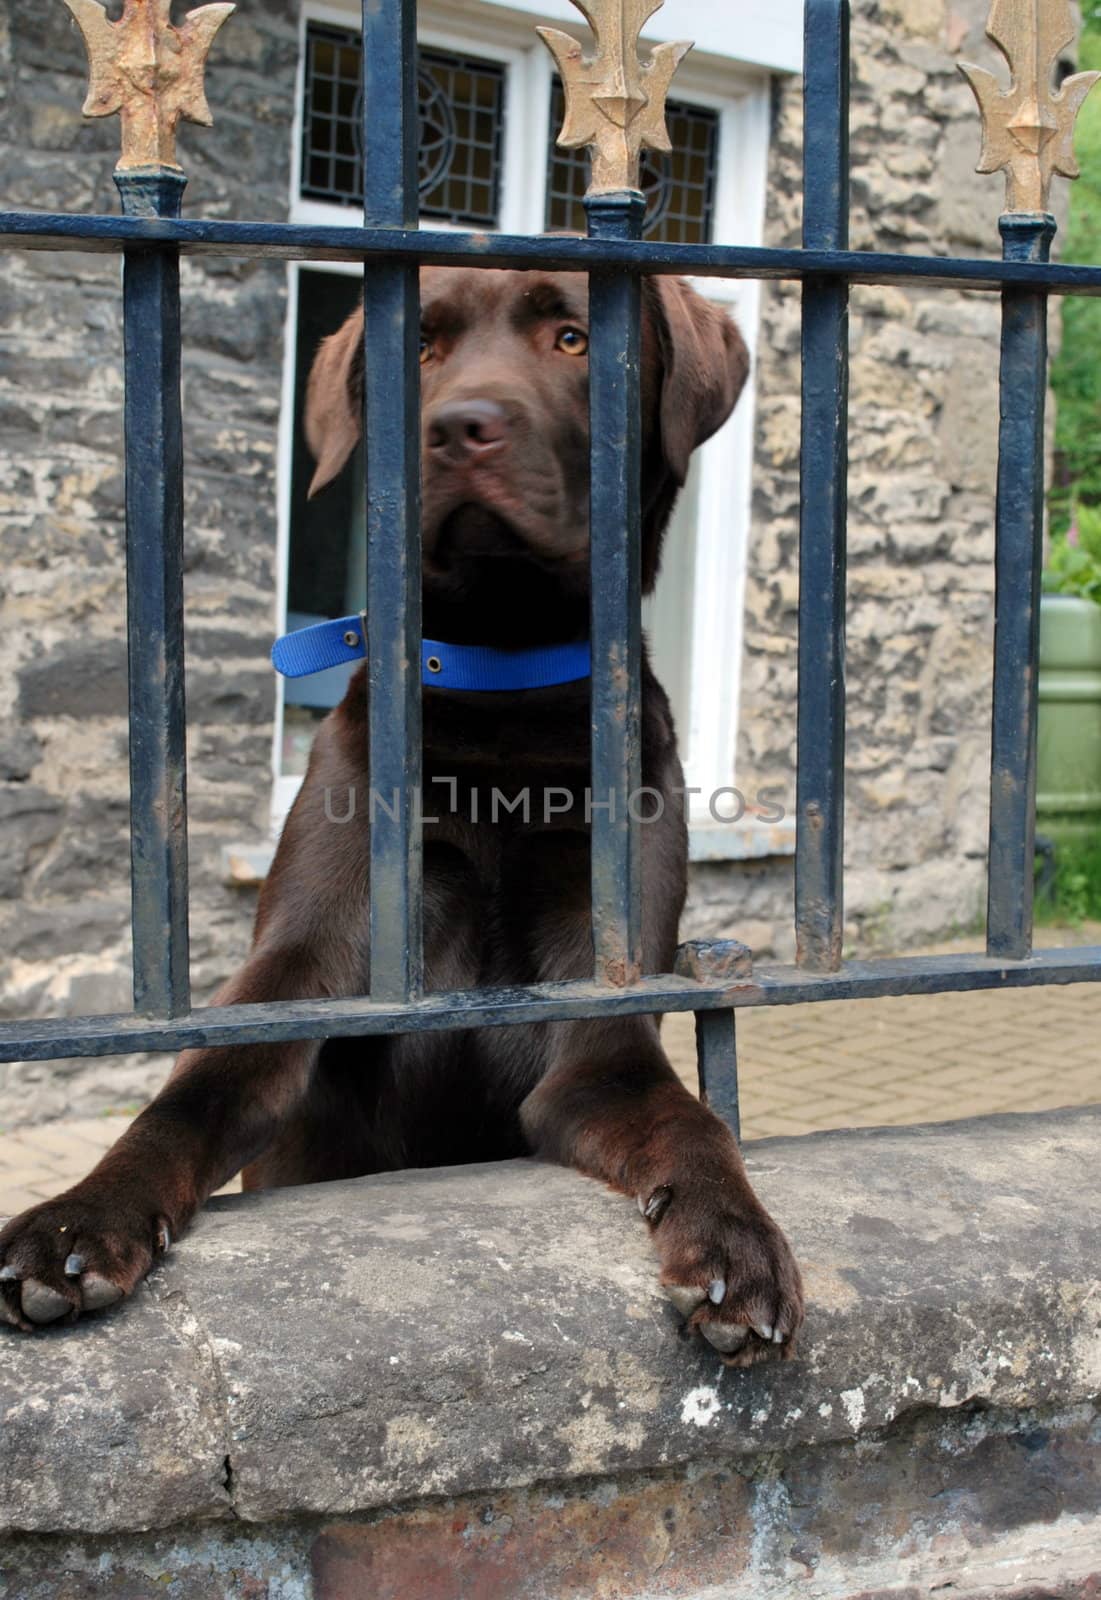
[272, 614, 591, 692]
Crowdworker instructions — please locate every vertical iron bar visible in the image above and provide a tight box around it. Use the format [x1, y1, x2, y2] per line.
[695, 1009, 741, 1139]
[986, 214, 1055, 959]
[585, 194, 645, 987]
[796, 0, 851, 973]
[117, 172, 191, 1017]
[362, 0, 423, 1001]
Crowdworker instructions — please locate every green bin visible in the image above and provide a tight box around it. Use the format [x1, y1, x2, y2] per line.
[1036, 594, 1101, 847]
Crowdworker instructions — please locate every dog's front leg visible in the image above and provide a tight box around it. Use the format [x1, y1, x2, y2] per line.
[521, 1013, 804, 1366]
[0, 719, 373, 1332]
[0, 944, 352, 1331]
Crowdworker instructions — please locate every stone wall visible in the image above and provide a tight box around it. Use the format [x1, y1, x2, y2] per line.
[0, 1, 299, 1120]
[701, 0, 1071, 962]
[0, 0, 1073, 1121]
[2, 1110, 1099, 1597]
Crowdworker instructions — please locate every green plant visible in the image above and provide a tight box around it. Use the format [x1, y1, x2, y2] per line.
[1035, 834, 1101, 924]
[1043, 503, 1101, 601]
[1049, 20, 1101, 533]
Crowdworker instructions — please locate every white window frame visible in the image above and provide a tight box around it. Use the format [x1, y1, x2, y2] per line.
[272, 0, 778, 857]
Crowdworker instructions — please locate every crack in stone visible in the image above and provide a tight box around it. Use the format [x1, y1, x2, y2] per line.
[147, 1274, 240, 1522]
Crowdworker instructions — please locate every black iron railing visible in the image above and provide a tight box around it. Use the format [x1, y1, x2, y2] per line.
[1, 0, 1099, 1143]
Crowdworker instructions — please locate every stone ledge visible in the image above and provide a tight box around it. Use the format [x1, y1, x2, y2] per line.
[222, 814, 800, 887]
[1, 1108, 1099, 1539]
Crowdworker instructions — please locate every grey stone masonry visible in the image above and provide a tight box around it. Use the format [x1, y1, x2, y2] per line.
[0, 1109, 1099, 1597]
[714, 0, 1073, 962]
[0, 1, 299, 1119]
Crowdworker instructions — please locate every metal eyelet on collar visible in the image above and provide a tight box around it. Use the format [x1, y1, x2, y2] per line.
[426, 655, 443, 675]
[343, 630, 361, 648]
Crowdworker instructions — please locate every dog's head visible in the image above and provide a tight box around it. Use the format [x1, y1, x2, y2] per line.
[305, 268, 747, 636]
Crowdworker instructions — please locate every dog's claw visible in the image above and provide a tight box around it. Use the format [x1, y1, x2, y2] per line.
[702, 1323, 749, 1355]
[773, 1329, 784, 1344]
[664, 1284, 707, 1317]
[64, 1253, 86, 1278]
[752, 1321, 774, 1341]
[0, 1265, 19, 1283]
[708, 1278, 726, 1305]
[156, 1222, 171, 1255]
[21, 1280, 71, 1325]
[640, 1186, 673, 1225]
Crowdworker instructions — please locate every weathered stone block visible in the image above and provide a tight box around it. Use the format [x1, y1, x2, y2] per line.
[0, 1112, 1098, 1597]
[0, 729, 41, 783]
[0, 1294, 230, 1534]
[17, 640, 127, 722]
[0, 786, 63, 897]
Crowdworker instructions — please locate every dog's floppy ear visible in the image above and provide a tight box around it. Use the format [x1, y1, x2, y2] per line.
[304, 306, 364, 497]
[645, 277, 749, 484]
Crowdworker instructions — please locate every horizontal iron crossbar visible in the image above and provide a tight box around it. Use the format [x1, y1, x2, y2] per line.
[1, 947, 1098, 1063]
[4, 213, 1101, 295]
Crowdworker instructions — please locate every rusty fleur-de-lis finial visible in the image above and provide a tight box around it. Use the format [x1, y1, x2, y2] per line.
[62, 0, 235, 173]
[537, 0, 692, 197]
[959, 0, 1100, 214]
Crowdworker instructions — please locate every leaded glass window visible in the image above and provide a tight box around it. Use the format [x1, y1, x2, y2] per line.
[544, 83, 719, 244]
[301, 24, 507, 228]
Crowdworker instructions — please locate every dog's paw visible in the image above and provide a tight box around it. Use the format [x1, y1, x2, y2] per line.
[640, 1183, 804, 1367]
[0, 1191, 170, 1332]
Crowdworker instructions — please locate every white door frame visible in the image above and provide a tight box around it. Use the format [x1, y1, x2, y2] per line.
[270, 0, 776, 849]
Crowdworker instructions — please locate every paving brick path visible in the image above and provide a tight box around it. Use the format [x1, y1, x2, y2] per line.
[0, 1116, 241, 1218]
[664, 979, 1100, 1136]
[2, 931, 1098, 1217]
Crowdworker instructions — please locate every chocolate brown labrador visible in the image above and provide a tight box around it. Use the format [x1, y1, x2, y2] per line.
[0, 268, 803, 1364]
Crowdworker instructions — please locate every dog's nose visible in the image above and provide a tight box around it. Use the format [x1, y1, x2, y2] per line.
[427, 400, 509, 461]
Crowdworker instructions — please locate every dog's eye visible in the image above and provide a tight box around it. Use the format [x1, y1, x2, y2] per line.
[419, 337, 433, 366]
[555, 328, 589, 357]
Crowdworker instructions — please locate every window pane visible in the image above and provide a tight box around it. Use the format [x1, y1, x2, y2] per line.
[642, 460, 702, 764]
[545, 83, 719, 245]
[300, 24, 506, 229]
[282, 269, 368, 774]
